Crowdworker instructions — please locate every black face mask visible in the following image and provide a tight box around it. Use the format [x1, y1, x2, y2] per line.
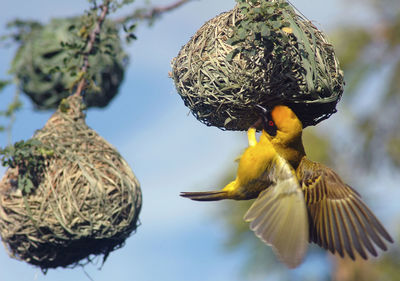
[255, 104, 277, 136]
[263, 111, 277, 137]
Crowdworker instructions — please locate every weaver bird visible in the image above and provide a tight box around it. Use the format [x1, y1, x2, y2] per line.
[181, 105, 393, 268]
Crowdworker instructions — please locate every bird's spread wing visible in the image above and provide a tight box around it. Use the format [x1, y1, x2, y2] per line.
[298, 158, 393, 260]
[244, 156, 308, 268]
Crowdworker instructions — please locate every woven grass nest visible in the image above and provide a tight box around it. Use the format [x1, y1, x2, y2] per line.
[10, 18, 127, 110]
[171, 0, 344, 130]
[0, 95, 142, 270]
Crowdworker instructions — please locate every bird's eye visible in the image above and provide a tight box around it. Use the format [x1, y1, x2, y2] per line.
[255, 104, 277, 136]
[265, 113, 277, 136]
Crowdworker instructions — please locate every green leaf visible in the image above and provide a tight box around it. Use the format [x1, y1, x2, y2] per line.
[5, 100, 22, 117]
[226, 47, 242, 62]
[260, 25, 270, 37]
[128, 23, 136, 32]
[0, 80, 11, 92]
[239, 2, 250, 10]
[226, 37, 235, 45]
[283, 11, 317, 92]
[253, 7, 261, 14]
[237, 28, 247, 40]
[128, 33, 137, 40]
[271, 20, 282, 30]
[28, 139, 41, 146]
[25, 178, 34, 193]
[266, 6, 275, 14]
[224, 117, 232, 126]
[279, 2, 290, 9]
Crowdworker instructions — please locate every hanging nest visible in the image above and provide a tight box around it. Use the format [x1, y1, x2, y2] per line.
[0, 95, 142, 270]
[171, 0, 344, 130]
[10, 18, 128, 110]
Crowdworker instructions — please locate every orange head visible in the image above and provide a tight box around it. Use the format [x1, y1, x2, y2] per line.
[269, 105, 303, 136]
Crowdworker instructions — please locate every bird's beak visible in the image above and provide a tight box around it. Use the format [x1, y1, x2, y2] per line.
[254, 104, 270, 131]
[255, 104, 268, 115]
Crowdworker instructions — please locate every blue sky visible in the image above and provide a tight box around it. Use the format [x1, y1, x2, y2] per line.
[0, 1, 395, 281]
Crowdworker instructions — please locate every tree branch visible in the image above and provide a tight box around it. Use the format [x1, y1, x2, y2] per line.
[115, 0, 191, 24]
[142, 0, 191, 19]
[74, 0, 110, 97]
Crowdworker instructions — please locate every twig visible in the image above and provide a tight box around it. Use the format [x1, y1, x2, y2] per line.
[115, 0, 191, 24]
[74, 0, 111, 97]
[141, 0, 190, 19]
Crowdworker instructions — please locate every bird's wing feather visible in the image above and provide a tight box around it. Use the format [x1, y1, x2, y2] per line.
[244, 156, 308, 268]
[298, 158, 393, 260]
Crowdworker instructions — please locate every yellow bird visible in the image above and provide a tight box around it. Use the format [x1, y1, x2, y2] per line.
[181, 122, 309, 268]
[264, 105, 393, 260]
[181, 105, 393, 268]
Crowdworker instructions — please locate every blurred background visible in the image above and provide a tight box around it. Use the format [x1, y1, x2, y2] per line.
[0, 0, 399, 280]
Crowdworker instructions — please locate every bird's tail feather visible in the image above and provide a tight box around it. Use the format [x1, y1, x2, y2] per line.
[180, 191, 229, 201]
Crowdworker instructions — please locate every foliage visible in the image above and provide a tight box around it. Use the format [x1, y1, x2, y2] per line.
[227, 0, 335, 98]
[8, 17, 129, 110]
[226, 0, 292, 60]
[122, 23, 138, 43]
[0, 80, 11, 91]
[0, 139, 53, 194]
[0, 0, 190, 138]
[54, 5, 129, 91]
[0, 21, 38, 135]
[1, 20, 42, 45]
[0, 80, 18, 127]
[0, 89, 22, 137]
